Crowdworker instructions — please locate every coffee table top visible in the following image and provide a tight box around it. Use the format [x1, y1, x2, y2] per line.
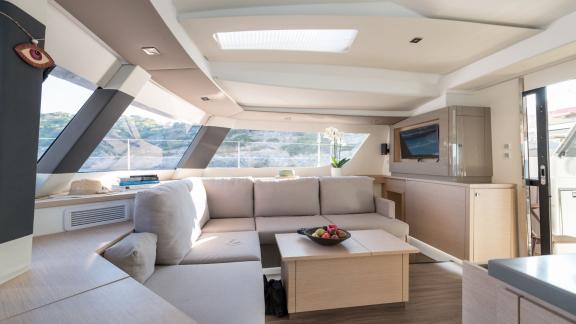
[276, 229, 419, 261]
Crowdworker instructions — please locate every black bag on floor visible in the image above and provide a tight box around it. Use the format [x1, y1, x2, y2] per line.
[263, 275, 288, 317]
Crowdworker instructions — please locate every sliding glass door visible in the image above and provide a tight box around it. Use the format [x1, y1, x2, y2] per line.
[523, 79, 576, 255]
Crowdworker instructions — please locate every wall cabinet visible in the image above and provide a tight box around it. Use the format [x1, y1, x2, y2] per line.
[389, 106, 492, 182]
[379, 176, 515, 263]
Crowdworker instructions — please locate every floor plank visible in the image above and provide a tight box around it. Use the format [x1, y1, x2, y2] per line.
[266, 262, 462, 324]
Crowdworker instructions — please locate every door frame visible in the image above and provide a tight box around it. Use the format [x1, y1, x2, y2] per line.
[522, 87, 552, 255]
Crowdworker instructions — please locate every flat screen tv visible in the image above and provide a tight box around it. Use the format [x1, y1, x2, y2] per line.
[399, 124, 440, 159]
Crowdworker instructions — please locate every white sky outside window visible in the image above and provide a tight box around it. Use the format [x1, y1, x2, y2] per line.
[38, 71, 95, 159]
[213, 29, 358, 53]
[547, 79, 576, 113]
[41, 76, 93, 114]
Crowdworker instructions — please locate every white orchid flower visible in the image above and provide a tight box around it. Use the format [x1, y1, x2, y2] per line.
[323, 127, 350, 168]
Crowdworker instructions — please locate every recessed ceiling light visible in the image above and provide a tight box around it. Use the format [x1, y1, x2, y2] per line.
[410, 37, 423, 44]
[141, 47, 161, 55]
[213, 29, 358, 53]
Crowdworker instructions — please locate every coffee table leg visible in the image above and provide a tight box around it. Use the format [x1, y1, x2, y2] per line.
[282, 261, 296, 313]
[402, 254, 409, 301]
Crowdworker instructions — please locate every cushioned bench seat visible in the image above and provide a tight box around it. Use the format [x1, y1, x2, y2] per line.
[201, 218, 255, 233]
[323, 213, 409, 239]
[180, 231, 261, 265]
[255, 215, 328, 244]
[145, 261, 264, 324]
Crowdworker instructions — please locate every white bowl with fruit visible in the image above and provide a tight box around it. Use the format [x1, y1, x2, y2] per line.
[296, 224, 351, 246]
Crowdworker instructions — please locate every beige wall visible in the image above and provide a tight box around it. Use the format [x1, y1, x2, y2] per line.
[474, 79, 528, 257]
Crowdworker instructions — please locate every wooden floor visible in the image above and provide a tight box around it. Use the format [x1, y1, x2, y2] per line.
[266, 262, 462, 324]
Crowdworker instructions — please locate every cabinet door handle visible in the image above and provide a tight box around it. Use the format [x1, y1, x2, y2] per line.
[474, 192, 479, 197]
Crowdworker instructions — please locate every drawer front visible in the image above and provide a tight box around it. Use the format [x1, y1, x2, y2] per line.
[497, 289, 519, 324]
[294, 255, 405, 312]
[385, 179, 406, 193]
[520, 298, 575, 324]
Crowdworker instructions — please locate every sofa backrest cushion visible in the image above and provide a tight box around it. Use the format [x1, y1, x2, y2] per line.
[320, 176, 375, 215]
[103, 232, 157, 283]
[254, 177, 320, 217]
[203, 177, 254, 218]
[187, 177, 210, 243]
[134, 180, 195, 265]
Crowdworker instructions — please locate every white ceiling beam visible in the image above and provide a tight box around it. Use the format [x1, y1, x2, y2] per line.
[210, 62, 441, 98]
[178, 2, 422, 20]
[150, 0, 211, 76]
[242, 106, 412, 117]
[442, 10, 576, 90]
[149, 0, 244, 117]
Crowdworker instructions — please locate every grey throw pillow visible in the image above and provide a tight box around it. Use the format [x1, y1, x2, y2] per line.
[104, 232, 157, 283]
[134, 180, 195, 265]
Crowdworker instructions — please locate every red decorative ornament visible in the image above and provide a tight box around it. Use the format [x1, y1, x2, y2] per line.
[14, 43, 55, 69]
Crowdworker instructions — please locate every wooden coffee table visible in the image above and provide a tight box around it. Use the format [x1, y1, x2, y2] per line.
[276, 229, 419, 313]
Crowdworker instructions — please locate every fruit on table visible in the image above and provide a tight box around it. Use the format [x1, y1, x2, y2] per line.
[309, 225, 347, 240]
[313, 228, 326, 237]
[327, 224, 338, 233]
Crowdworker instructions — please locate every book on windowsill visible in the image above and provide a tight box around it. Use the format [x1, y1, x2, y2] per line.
[112, 182, 160, 191]
[119, 175, 159, 183]
[118, 180, 160, 187]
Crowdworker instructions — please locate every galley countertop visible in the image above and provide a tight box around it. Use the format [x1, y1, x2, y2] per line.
[488, 254, 576, 317]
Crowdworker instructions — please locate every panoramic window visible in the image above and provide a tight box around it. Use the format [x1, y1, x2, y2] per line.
[79, 104, 201, 172]
[38, 66, 96, 159]
[208, 129, 368, 168]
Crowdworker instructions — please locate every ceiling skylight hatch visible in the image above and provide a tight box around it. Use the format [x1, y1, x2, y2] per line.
[213, 29, 358, 53]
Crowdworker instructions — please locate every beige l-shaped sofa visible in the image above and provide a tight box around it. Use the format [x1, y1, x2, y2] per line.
[110, 176, 408, 324]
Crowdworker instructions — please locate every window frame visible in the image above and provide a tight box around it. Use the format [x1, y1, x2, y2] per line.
[78, 103, 202, 173]
[207, 128, 369, 169]
[37, 66, 97, 161]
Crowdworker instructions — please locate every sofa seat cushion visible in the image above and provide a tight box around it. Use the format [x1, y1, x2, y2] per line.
[180, 231, 261, 265]
[323, 213, 409, 239]
[320, 176, 375, 215]
[254, 177, 320, 217]
[145, 262, 264, 324]
[201, 218, 255, 233]
[255, 216, 329, 244]
[203, 178, 254, 218]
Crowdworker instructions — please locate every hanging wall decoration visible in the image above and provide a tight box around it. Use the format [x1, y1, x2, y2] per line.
[14, 41, 54, 68]
[0, 11, 55, 69]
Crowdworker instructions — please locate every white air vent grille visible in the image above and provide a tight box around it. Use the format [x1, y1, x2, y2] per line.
[64, 202, 129, 231]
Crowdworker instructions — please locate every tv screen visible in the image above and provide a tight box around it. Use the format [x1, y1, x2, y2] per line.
[399, 124, 439, 159]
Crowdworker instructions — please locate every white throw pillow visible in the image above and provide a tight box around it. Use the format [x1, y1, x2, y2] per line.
[104, 232, 157, 283]
[133, 180, 195, 265]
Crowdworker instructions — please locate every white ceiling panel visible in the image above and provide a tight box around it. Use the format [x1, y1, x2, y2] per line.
[217, 79, 431, 110]
[175, 0, 576, 28]
[182, 16, 537, 73]
[395, 0, 576, 28]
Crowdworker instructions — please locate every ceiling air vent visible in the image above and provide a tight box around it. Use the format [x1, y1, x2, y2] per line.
[64, 202, 129, 231]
